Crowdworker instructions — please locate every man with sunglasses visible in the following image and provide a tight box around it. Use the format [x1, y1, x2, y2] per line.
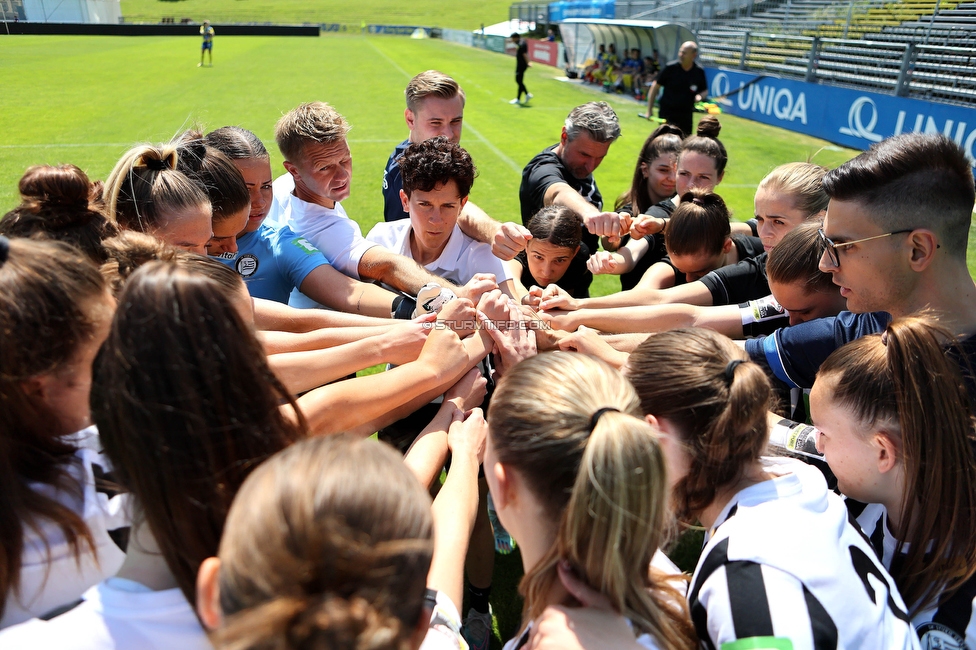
[745, 133, 976, 404]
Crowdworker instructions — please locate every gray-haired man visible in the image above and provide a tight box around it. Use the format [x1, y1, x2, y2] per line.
[519, 101, 631, 253]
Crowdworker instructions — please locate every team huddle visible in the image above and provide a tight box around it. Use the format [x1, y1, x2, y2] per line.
[0, 66, 975, 650]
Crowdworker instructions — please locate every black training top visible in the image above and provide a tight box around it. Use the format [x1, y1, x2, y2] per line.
[656, 60, 708, 114]
[699, 250, 770, 306]
[516, 41, 529, 72]
[519, 145, 602, 253]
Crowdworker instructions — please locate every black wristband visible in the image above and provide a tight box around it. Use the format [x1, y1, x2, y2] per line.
[392, 295, 416, 320]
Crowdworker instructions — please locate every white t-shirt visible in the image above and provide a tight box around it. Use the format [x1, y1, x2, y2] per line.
[0, 579, 208, 650]
[690, 457, 919, 650]
[267, 173, 378, 280]
[2, 433, 128, 630]
[366, 219, 511, 287]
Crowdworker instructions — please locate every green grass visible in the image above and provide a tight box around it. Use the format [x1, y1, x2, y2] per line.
[118, 0, 513, 29]
[2, 31, 975, 647]
[4, 33, 974, 278]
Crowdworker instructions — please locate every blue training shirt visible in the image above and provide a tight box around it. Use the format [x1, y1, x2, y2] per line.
[381, 139, 410, 223]
[216, 222, 330, 304]
[744, 311, 893, 389]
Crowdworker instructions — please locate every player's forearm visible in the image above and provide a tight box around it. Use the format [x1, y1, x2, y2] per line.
[251, 298, 391, 333]
[456, 201, 498, 245]
[298, 361, 446, 436]
[269, 337, 387, 394]
[427, 445, 480, 609]
[258, 325, 397, 355]
[403, 401, 456, 488]
[545, 183, 601, 219]
[358, 248, 459, 296]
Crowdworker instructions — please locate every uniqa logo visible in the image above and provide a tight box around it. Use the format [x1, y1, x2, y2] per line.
[839, 96, 976, 164]
[839, 97, 883, 142]
[710, 72, 807, 124]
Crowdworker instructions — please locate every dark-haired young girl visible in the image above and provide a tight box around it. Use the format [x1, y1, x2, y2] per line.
[811, 316, 976, 649]
[0, 237, 125, 629]
[507, 205, 593, 305]
[625, 329, 919, 649]
[0, 261, 305, 648]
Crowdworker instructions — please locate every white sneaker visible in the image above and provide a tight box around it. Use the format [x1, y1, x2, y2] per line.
[510, 98, 522, 104]
[412, 283, 457, 318]
[462, 607, 493, 650]
[525, 93, 533, 102]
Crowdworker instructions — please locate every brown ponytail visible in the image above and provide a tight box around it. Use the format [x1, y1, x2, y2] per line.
[817, 316, 976, 615]
[626, 329, 772, 521]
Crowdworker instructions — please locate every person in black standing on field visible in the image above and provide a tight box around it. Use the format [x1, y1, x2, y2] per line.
[510, 32, 532, 105]
[642, 41, 708, 137]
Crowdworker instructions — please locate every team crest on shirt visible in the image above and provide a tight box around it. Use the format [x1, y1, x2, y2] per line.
[917, 622, 966, 650]
[236, 254, 259, 277]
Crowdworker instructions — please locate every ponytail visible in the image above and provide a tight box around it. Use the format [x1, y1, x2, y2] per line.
[103, 144, 210, 233]
[489, 352, 697, 650]
[818, 316, 976, 615]
[626, 329, 772, 521]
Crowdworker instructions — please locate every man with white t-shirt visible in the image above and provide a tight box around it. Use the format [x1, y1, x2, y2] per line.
[266, 102, 497, 310]
[368, 137, 515, 298]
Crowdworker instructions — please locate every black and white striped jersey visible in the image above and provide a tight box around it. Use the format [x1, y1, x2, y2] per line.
[849, 501, 976, 650]
[689, 458, 920, 650]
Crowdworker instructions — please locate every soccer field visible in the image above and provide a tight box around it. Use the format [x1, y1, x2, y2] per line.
[1, 33, 974, 281]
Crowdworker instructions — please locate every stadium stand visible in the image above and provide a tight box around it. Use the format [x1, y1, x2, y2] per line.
[694, 0, 976, 106]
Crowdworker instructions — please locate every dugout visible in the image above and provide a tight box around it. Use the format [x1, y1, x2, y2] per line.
[557, 18, 694, 76]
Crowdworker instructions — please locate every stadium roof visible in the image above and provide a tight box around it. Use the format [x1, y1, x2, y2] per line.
[557, 18, 695, 72]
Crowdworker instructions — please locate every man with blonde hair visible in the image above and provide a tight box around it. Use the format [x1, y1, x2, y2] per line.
[269, 102, 496, 312]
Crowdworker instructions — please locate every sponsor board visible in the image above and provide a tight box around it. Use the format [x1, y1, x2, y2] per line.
[705, 68, 976, 172]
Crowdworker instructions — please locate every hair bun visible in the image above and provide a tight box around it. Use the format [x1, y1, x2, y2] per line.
[696, 115, 722, 139]
[18, 164, 91, 211]
[218, 594, 403, 650]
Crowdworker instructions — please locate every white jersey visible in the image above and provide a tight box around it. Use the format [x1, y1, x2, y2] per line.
[0, 578, 208, 650]
[851, 501, 976, 650]
[2, 433, 129, 630]
[267, 173, 378, 280]
[690, 457, 920, 650]
[365, 219, 512, 287]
